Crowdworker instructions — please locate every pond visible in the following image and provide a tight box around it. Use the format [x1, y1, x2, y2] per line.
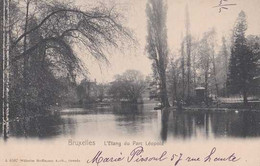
[1, 102, 260, 142]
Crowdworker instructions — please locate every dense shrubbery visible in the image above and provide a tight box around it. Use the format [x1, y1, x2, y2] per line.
[109, 70, 146, 103]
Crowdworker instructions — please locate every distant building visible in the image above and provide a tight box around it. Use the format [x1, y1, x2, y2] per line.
[77, 79, 98, 103]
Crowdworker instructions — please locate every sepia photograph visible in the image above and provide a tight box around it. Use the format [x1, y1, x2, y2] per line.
[0, 0, 260, 165]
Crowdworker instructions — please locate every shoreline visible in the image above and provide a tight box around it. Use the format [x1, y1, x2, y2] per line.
[171, 107, 259, 112]
[166, 105, 260, 112]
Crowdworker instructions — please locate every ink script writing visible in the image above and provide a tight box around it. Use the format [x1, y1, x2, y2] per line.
[87, 146, 240, 166]
[213, 0, 237, 13]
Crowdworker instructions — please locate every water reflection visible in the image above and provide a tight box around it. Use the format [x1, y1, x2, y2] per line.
[162, 110, 260, 141]
[165, 111, 212, 139]
[0, 115, 76, 138]
[160, 109, 169, 142]
[113, 104, 146, 134]
[1, 104, 260, 141]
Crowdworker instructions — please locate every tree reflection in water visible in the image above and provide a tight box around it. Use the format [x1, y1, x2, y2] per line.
[113, 103, 147, 134]
[1, 106, 260, 140]
[0, 114, 76, 138]
[161, 110, 260, 141]
[160, 109, 169, 142]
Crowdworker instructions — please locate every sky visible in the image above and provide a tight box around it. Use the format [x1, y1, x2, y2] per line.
[74, 0, 260, 83]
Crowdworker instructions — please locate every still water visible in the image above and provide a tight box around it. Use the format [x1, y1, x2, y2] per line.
[2, 103, 260, 141]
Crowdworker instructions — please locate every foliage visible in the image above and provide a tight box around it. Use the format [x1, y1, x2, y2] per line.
[167, 58, 182, 105]
[227, 11, 257, 105]
[146, 0, 170, 107]
[108, 70, 146, 103]
[4, 0, 132, 117]
[216, 37, 230, 96]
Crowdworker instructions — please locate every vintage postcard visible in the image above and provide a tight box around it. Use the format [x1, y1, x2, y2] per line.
[0, 0, 259, 166]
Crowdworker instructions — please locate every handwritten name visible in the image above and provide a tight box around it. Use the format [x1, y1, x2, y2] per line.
[87, 151, 125, 166]
[87, 146, 240, 166]
[127, 146, 167, 162]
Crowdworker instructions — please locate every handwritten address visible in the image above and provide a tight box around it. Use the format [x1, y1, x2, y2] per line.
[87, 146, 240, 166]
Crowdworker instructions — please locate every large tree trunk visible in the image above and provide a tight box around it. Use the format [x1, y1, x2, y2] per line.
[0, 0, 4, 137]
[160, 68, 170, 108]
[22, 1, 30, 117]
[2, 0, 10, 139]
[155, 56, 170, 108]
[0, 0, 3, 106]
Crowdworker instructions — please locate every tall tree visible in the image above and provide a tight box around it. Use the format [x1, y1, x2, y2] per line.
[198, 30, 215, 105]
[185, 5, 192, 103]
[228, 11, 256, 105]
[1, 0, 10, 139]
[180, 35, 185, 100]
[220, 37, 229, 96]
[167, 58, 181, 105]
[192, 38, 199, 89]
[146, 0, 170, 108]
[200, 38, 210, 105]
[208, 29, 219, 98]
[22, 0, 33, 118]
[0, 0, 3, 122]
[211, 42, 219, 97]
